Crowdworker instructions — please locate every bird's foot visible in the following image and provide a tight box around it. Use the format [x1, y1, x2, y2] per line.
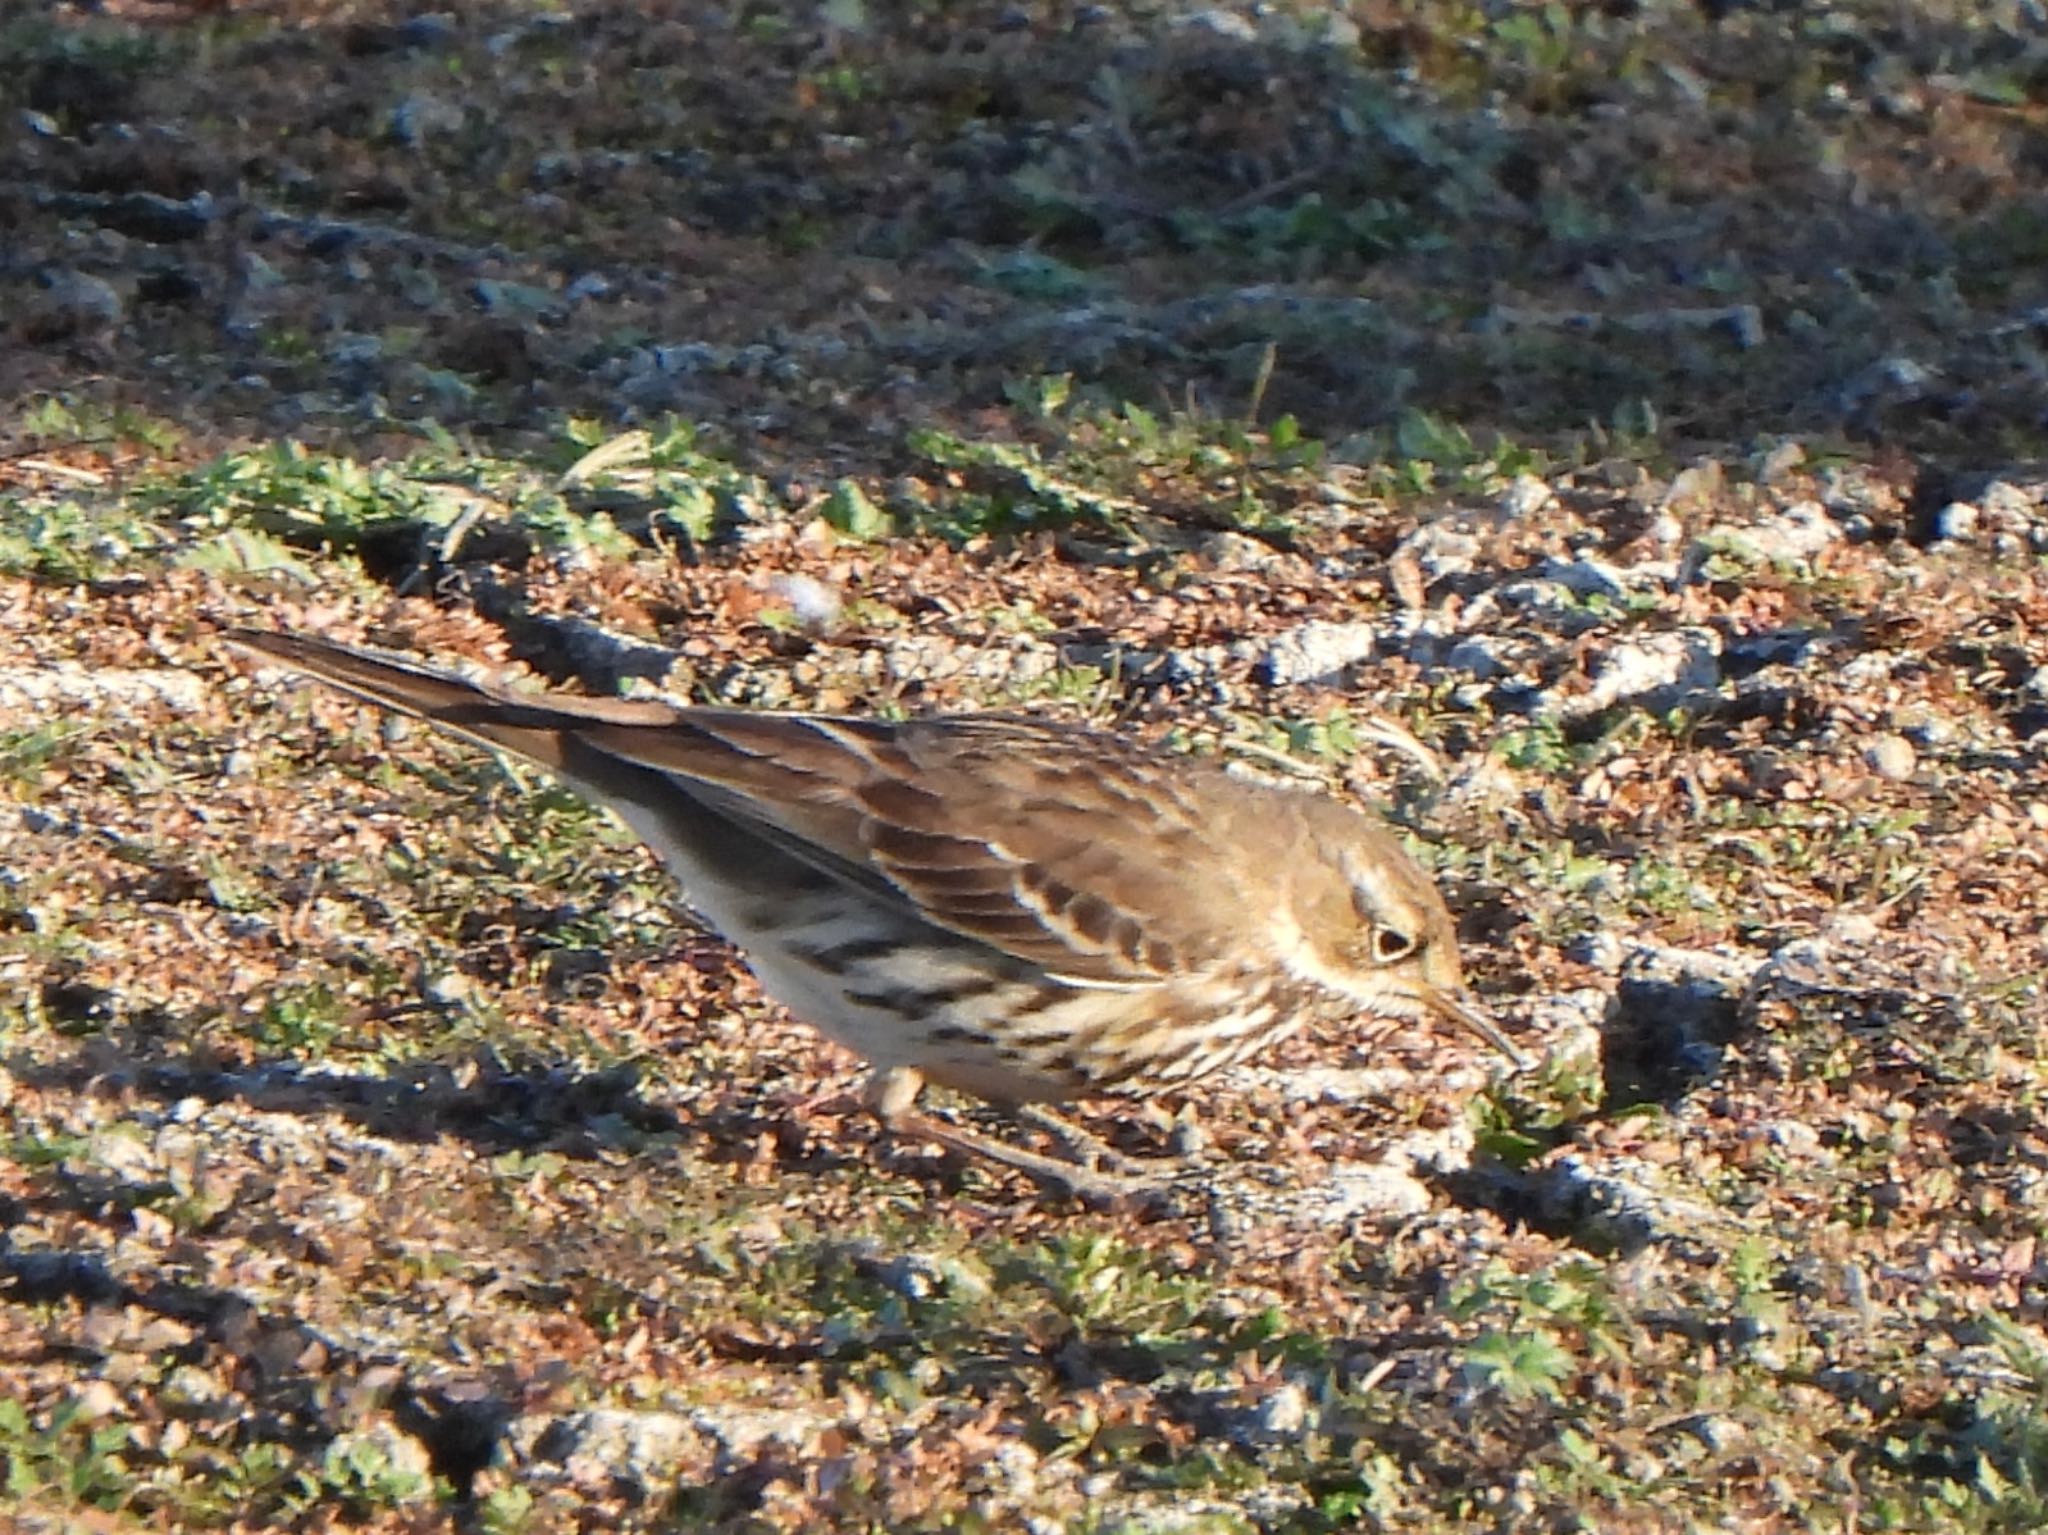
[888, 1108, 1185, 1208]
[1013, 1103, 1188, 1182]
[862, 1066, 1196, 1208]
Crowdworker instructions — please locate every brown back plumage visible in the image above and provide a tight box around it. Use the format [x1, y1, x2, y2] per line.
[228, 629, 1270, 986]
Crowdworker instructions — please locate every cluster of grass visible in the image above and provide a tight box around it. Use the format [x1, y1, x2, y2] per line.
[4, 382, 1590, 599]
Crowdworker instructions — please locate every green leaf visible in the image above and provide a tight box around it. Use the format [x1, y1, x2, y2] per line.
[822, 479, 893, 541]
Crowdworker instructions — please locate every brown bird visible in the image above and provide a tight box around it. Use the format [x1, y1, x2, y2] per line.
[229, 629, 1521, 1199]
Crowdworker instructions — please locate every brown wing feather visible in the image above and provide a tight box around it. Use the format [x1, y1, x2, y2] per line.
[232, 630, 1252, 985]
[587, 713, 1238, 984]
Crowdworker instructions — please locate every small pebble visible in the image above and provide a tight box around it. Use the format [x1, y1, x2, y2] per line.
[422, 970, 473, 1008]
[1932, 502, 1978, 543]
[1864, 735, 1916, 782]
[1500, 473, 1554, 520]
[1756, 441, 1806, 484]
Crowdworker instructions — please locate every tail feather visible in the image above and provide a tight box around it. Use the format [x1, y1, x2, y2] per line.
[226, 628, 684, 777]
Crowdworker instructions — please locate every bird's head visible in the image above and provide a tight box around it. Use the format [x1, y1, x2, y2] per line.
[1275, 806, 1526, 1068]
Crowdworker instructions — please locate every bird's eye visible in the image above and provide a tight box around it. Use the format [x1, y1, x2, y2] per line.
[1372, 926, 1417, 964]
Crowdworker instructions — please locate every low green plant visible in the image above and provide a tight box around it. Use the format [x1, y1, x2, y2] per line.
[0, 1395, 137, 1511]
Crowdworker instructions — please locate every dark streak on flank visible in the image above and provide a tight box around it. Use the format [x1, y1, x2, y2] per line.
[787, 934, 902, 970]
[843, 976, 1006, 1015]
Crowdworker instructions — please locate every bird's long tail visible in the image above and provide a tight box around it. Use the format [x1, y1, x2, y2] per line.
[225, 628, 687, 778]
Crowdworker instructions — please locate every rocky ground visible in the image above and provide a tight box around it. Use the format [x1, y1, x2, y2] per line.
[2, 1, 2046, 1531]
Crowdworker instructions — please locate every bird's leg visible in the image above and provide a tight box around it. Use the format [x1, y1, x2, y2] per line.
[1013, 1103, 1187, 1181]
[861, 1067, 1178, 1206]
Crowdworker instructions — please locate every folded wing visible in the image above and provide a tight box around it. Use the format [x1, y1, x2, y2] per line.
[232, 631, 1251, 987]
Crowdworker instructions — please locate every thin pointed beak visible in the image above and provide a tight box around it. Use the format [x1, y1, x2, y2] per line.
[1428, 987, 1530, 1071]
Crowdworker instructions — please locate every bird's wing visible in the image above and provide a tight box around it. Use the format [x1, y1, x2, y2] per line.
[584, 712, 1246, 987]
[231, 631, 1253, 987]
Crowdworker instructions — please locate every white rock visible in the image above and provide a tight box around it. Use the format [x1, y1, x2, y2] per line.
[1500, 473, 1555, 519]
[1932, 502, 1979, 543]
[1316, 1159, 1436, 1219]
[1250, 1382, 1313, 1442]
[1645, 512, 1685, 546]
[1257, 620, 1378, 685]
[1201, 529, 1292, 573]
[1744, 500, 1840, 562]
[975, 1438, 1046, 1503]
[1563, 628, 1722, 717]
[73, 1380, 124, 1421]
[1443, 635, 1518, 680]
[1755, 441, 1806, 483]
[1396, 521, 1482, 581]
[1157, 643, 1237, 694]
[766, 572, 843, 632]
[1572, 930, 1628, 974]
[1838, 652, 1898, 688]
[89, 1128, 156, 1178]
[882, 635, 1059, 689]
[1980, 480, 2040, 532]
[511, 1409, 696, 1494]
[1864, 734, 1916, 781]
[163, 1365, 233, 1416]
[1763, 1119, 1825, 1158]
